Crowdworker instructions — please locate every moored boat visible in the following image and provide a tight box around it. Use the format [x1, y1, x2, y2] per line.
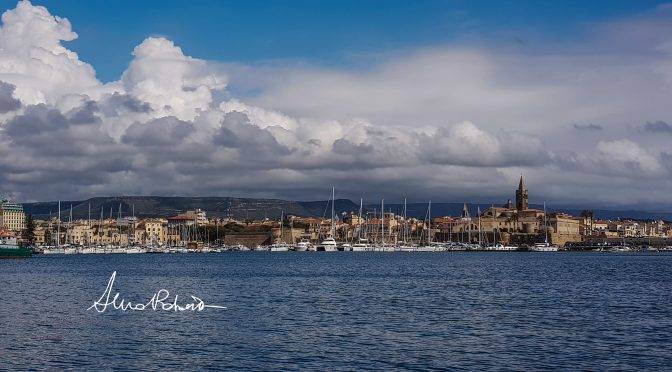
[340, 243, 352, 251]
[317, 237, 338, 252]
[0, 236, 31, 258]
[124, 246, 147, 254]
[293, 241, 311, 251]
[269, 243, 291, 252]
[352, 242, 373, 251]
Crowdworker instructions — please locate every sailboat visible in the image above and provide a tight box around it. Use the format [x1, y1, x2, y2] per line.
[317, 187, 338, 252]
[417, 201, 436, 252]
[352, 198, 372, 251]
[397, 198, 416, 251]
[376, 198, 394, 251]
[270, 210, 290, 252]
[531, 201, 559, 252]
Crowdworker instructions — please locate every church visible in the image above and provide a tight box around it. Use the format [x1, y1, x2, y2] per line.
[434, 174, 583, 245]
[475, 174, 581, 245]
[480, 174, 545, 232]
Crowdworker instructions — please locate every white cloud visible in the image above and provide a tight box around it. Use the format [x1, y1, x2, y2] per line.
[121, 37, 226, 121]
[595, 139, 665, 176]
[0, 0, 671, 208]
[418, 121, 549, 167]
[0, 0, 101, 104]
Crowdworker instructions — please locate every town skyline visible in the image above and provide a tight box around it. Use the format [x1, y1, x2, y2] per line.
[4, 175, 669, 252]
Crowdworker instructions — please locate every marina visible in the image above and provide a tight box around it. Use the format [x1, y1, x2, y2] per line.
[33, 241, 669, 254]
[22, 180, 672, 256]
[4, 178, 672, 258]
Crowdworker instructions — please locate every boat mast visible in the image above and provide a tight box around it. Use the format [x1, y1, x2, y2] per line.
[428, 200, 432, 244]
[358, 198, 363, 242]
[279, 210, 284, 244]
[543, 201, 548, 244]
[403, 197, 407, 243]
[118, 203, 122, 246]
[467, 204, 472, 243]
[381, 198, 385, 246]
[69, 204, 72, 245]
[331, 187, 335, 238]
[57, 201, 61, 247]
[100, 206, 104, 243]
[478, 206, 482, 246]
[492, 204, 496, 245]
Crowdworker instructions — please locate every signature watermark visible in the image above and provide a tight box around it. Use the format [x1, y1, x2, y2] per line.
[87, 271, 227, 313]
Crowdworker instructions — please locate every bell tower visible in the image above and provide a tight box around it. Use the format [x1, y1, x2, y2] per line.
[516, 174, 528, 211]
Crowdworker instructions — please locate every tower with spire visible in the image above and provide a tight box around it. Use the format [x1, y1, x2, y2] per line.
[461, 203, 470, 218]
[516, 174, 528, 211]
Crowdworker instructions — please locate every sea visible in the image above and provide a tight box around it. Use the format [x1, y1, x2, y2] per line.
[1, 252, 671, 370]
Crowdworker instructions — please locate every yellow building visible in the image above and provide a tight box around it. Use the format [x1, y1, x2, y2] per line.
[548, 213, 582, 245]
[66, 222, 95, 245]
[0, 198, 25, 232]
[135, 219, 167, 245]
[34, 224, 46, 245]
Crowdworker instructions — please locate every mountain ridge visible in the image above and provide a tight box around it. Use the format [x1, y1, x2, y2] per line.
[20, 196, 672, 221]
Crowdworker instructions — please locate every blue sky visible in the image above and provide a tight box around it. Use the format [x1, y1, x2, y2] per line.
[8, 0, 669, 82]
[2, 0, 672, 207]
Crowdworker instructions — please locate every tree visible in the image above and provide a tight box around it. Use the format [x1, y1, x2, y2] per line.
[22, 214, 36, 245]
[579, 210, 594, 219]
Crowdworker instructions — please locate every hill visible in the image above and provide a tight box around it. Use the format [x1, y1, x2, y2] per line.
[21, 196, 359, 221]
[21, 197, 672, 222]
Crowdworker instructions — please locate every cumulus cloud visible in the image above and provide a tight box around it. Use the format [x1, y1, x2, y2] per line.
[556, 139, 666, 179]
[596, 139, 664, 176]
[418, 121, 549, 167]
[123, 116, 195, 147]
[121, 37, 226, 121]
[0, 0, 102, 104]
[0, 0, 672, 209]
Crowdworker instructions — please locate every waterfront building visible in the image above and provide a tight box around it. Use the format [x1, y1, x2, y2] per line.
[66, 222, 93, 245]
[117, 216, 137, 228]
[0, 198, 25, 232]
[167, 209, 208, 227]
[272, 226, 304, 244]
[473, 175, 581, 245]
[547, 213, 581, 246]
[34, 224, 46, 245]
[343, 212, 364, 226]
[135, 218, 167, 245]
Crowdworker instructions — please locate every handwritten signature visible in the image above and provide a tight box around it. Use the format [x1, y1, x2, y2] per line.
[87, 271, 227, 313]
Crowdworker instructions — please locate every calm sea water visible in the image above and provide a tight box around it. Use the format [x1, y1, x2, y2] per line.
[1, 252, 671, 370]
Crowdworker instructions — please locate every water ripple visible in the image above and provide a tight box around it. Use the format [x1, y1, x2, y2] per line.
[1, 252, 671, 370]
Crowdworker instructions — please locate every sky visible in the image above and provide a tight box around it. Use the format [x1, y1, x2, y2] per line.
[1, 0, 672, 209]
[4, 0, 665, 82]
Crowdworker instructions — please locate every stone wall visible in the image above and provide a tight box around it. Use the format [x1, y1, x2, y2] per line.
[224, 233, 273, 248]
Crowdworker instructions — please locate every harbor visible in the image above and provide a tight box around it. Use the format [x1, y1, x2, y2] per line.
[5, 176, 672, 257]
[2, 176, 669, 257]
